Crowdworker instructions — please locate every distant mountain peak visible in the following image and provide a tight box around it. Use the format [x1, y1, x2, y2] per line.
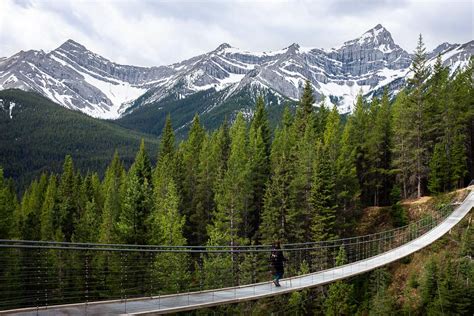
[373, 23, 384, 30]
[286, 43, 300, 53]
[57, 39, 87, 51]
[332, 24, 398, 55]
[358, 24, 394, 44]
[214, 43, 233, 51]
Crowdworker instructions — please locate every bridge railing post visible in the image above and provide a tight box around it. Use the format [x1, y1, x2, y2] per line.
[36, 247, 41, 312]
[85, 250, 89, 314]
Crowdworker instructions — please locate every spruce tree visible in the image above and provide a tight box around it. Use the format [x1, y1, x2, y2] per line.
[20, 174, 48, 240]
[428, 142, 450, 193]
[40, 175, 59, 241]
[288, 124, 316, 243]
[337, 120, 359, 212]
[149, 179, 190, 293]
[72, 199, 99, 242]
[247, 96, 271, 241]
[299, 80, 315, 120]
[0, 168, 16, 239]
[392, 91, 413, 199]
[181, 114, 205, 244]
[346, 94, 372, 205]
[209, 113, 251, 247]
[261, 108, 294, 243]
[204, 116, 245, 288]
[159, 114, 176, 162]
[367, 90, 393, 205]
[293, 80, 315, 137]
[117, 140, 152, 244]
[192, 133, 216, 245]
[250, 95, 271, 156]
[407, 34, 431, 197]
[314, 96, 330, 138]
[248, 127, 267, 240]
[324, 246, 354, 315]
[58, 155, 80, 241]
[310, 141, 337, 242]
[99, 151, 125, 244]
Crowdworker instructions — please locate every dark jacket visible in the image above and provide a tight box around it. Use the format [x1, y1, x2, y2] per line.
[270, 248, 286, 273]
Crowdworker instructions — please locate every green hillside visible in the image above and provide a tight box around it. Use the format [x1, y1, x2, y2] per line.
[0, 89, 159, 188]
[116, 85, 294, 138]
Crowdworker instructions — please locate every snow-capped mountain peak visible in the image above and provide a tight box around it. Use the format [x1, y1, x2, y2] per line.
[0, 25, 472, 119]
[338, 24, 398, 54]
[214, 43, 233, 51]
[58, 39, 88, 51]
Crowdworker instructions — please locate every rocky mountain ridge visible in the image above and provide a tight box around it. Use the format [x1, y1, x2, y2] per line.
[0, 24, 472, 119]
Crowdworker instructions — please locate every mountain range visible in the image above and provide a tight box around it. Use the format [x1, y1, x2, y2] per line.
[0, 24, 472, 124]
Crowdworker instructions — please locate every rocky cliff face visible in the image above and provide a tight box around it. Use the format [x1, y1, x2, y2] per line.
[0, 25, 472, 119]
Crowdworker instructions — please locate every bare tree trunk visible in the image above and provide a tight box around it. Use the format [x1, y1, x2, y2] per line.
[418, 176, 422, 198]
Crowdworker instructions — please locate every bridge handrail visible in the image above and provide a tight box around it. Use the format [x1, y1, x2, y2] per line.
[0, 202, 451, 253]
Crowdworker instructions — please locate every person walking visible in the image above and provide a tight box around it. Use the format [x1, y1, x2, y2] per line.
[270, 241, 286, 287]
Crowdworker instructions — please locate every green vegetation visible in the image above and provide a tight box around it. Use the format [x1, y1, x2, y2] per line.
[0, 89, 160, 189]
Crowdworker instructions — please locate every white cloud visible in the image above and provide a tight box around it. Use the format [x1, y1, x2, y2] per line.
[0, 0, 472, 67]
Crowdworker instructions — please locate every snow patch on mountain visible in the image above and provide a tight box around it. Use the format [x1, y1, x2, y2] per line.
[74, 68, 147, 119]
[9, 101, 16, 119]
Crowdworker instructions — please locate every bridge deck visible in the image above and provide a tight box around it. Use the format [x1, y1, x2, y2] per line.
[2, 191, 473, 315]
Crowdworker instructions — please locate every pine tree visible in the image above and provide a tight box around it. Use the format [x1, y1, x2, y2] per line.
[19, 174, 48, 240]
[40, 175, 60, 241]
[149, 179, 190, 293]
[407, 34, 431, 197]
[261, 107, 294, 243]
[203, 117, 240, 288]
[181, 114, 205, 244]
[420, 258, 438, 308]
[299, 80, 315, 120]
[250, 95, 271, 156]
[428, 142, 450, 193]
[324, 246, 354, 315]
[248, 96, 271, 242]
[444, 63, 472, 188]
[0, 168, 17, 239]
[392, 91, 413, 199]
[293, 80, 315, 137]
[368, 269, 395, 316]
[99, 151, 125, 244]
[209, 113, 251, 247]
[117, 140, 152, 244]
[159, 114, 176, 163]
[323, 105, 341, 163]
[72, 199, 99, 242]
[367, 90, 393, 205]
[310, 141, 337, 242]
[345, 94, 373, 205]
[337, 120, 359, 212]
[58, 155, 80, 241]
[192, 133, 216, 245]
[288, 124, 316, 243]
[314, 96, 330, 138]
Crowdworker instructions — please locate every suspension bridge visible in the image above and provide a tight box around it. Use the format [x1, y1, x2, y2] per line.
[0, 190, 472, 315]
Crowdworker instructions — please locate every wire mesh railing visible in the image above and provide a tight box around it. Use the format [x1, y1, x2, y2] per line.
[0, 203, 455, 311]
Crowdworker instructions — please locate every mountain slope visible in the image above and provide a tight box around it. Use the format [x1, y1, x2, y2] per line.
[0, 25, 472, 122]
[0, 89, 159, 187]
[117, 82, 292, 137]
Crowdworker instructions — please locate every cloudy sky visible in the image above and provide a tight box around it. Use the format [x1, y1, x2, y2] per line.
[1, 0, 472, 67]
